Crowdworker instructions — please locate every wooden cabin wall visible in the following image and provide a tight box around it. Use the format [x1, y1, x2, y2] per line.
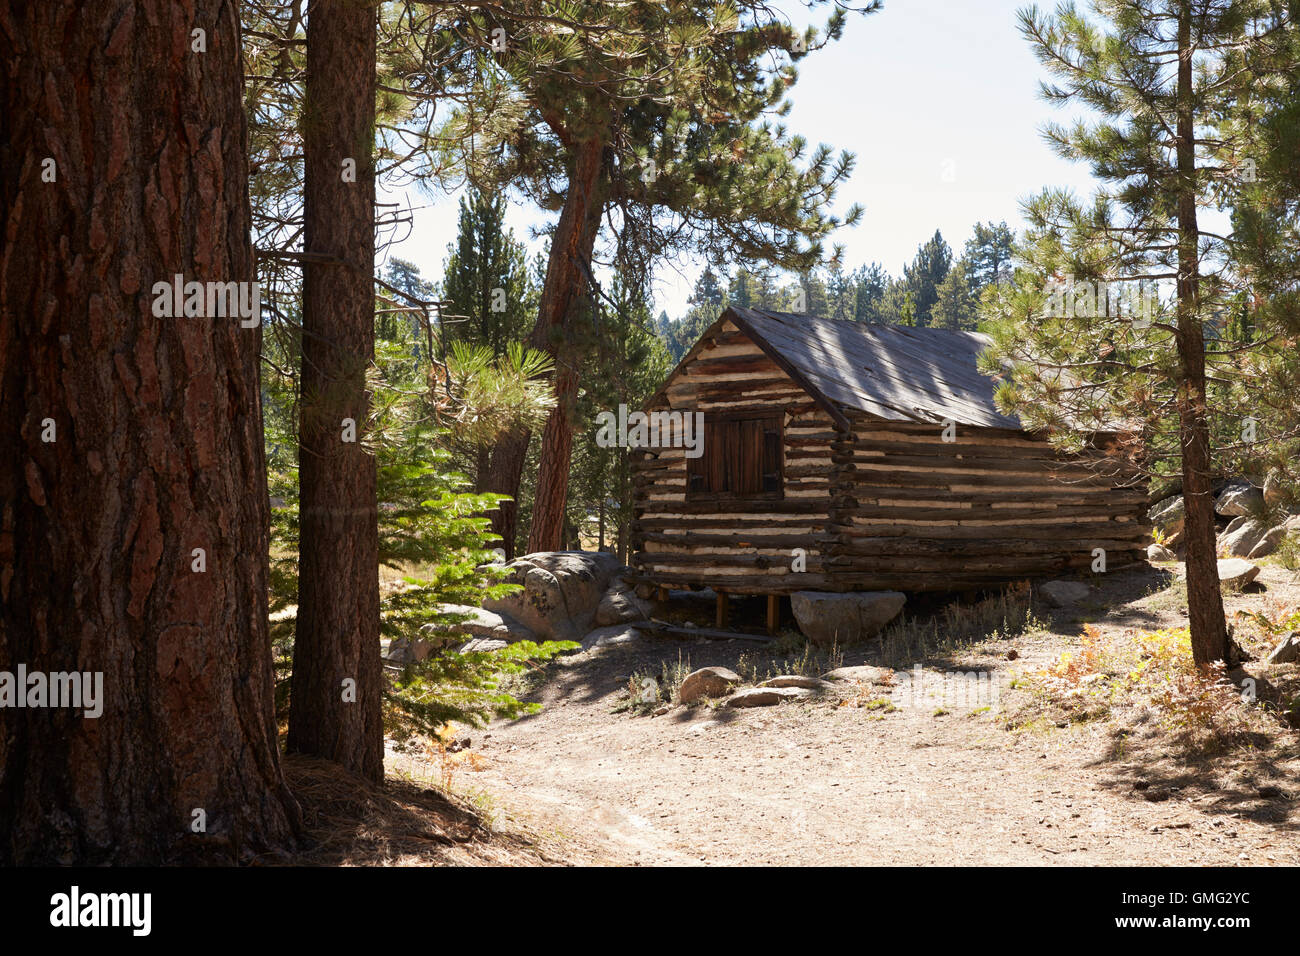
[630, 322, 845, 593]
[824, 412, 1151, 591]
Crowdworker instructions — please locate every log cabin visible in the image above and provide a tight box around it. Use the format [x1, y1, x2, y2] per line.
[629, 307, 1149, 630]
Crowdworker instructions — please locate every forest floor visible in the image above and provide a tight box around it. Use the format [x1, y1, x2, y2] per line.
[386, 562, 1300, 866]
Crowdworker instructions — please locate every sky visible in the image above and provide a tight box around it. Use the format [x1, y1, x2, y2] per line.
[377, 0, 1106, 319]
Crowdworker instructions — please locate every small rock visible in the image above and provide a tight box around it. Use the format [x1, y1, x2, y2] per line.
[725, 687, 814, 708]
[458, 637, 509, 653]
[1006, 649, 1020, 661]
[678, 666, 743, 704]
[1039, 580, 1091, 607]
[821, 665, 893, 684]
[1263, 632, 1300, 666]
[1147, 543, 1177, 562]
[759, 675, 833, 691]
[1217, 558, 1260, 589]
[387, 635, 433, 663]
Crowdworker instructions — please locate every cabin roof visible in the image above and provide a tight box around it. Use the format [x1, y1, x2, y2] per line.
[680, 307, 1023, 430]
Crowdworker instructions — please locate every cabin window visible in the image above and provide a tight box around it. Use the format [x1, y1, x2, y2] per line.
[686, 414, 783, 499]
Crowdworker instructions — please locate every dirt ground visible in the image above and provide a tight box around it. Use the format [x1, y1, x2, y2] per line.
[391, 564, 1300, 866]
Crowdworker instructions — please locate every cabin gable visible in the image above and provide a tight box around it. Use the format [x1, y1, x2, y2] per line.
[630, 317, 844, 593]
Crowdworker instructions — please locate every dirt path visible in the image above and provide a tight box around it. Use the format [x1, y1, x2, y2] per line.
[411, 567, 1300, 866]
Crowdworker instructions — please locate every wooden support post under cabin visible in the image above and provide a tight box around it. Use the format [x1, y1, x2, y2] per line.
[766, 594, 779, 635]
[715, 591, 729, 629]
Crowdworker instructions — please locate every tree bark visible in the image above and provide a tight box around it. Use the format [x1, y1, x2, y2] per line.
[475, 430, 528, 558]
[526, 136, 609, 553]
[288, 0, 383, 782]
[0, 0, 299, 862]
[1175, 2, 1227, 667]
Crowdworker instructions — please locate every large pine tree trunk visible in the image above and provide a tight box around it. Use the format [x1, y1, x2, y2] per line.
[288, 0, 383, 782]
[0, 0, 299, 862]
[1175, 2, 1227, 667]
[526, 137, 608, 554]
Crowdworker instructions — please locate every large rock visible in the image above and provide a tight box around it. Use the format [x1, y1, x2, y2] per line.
[1217, 558, 1260, 589]
[1247, 525, 1288, 560]
[389, 604, 532, 662]
[1264, 633, 1300, 666]
[1220, 518, 1269, 558]
[790, 591, 906, 646]
[1039, 580, 1092, 607]
[594, 584, 651, 626]
[425, 604, 535, 642]
[580, 624, 642, 651]
[1223, 514, 1251, 537]
[1215, 480, 1263, 517]
[1263, 469, 1291, 508]
[482, 551, 622, 642]
[679, 666, 743, 704]
[1148, 496, 1186, 538]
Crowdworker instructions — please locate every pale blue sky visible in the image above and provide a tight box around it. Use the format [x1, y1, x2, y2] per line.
[378, 0, 1104, 318]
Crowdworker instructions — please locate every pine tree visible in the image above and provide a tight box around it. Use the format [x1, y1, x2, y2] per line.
[1, 0, 298, 862]
[964, 221, 1016, 290]
[427, 1, 874, 553]
[932, 258, 979, 330]
[289, 0, 383, 782]
[982, 0, 1296, 666]
[852, 263, 891, 323]
[441, 189, 534, 357]
[901, 229, 953, 327]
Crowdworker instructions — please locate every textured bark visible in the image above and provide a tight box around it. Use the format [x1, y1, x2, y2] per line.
[1175, 2, 1227, 666]
[484, 430, 528, 558]
[0, 0, 299, 862]
[526, 137, 609, 554]
[287, 0, 383, 781]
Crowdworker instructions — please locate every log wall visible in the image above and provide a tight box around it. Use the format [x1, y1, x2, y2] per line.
[630, 321, 1150, 594]
[823, 412, 1150, 591]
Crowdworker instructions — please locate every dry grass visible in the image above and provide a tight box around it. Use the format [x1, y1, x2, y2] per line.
[1005, 621, 1290, 755]
[878, 581, 1043, 668]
